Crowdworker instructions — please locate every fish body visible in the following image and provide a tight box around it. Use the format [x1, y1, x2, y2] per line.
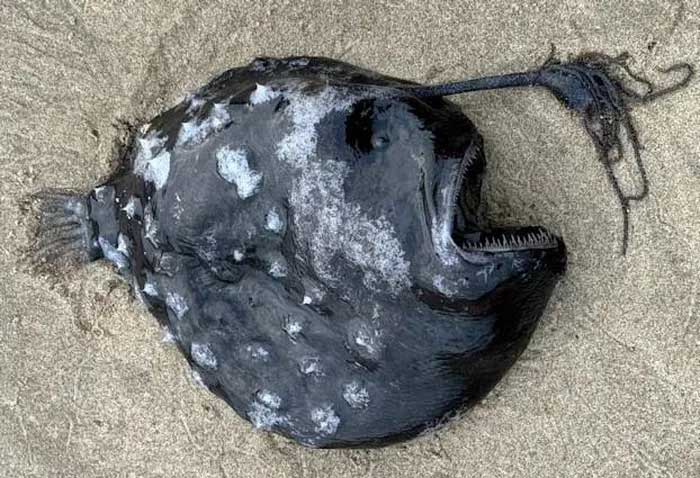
[34, 56, 574, 447]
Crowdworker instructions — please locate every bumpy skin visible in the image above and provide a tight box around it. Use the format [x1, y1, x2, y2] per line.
[86, 57, 566, 448]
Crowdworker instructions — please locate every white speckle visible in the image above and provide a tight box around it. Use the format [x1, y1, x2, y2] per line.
[310, 404, 340, 436]
[269, 260, 287, 278]
[246, 345, 270, 361]
[476, 264, 495, 284]
[177, 103, 230, 146]
[299, 357, 322, 376]
[216, 146, 263, 199]
[121, 197, 137, 219]
[433, 275, 457, 296]
[233, 249, 245, 262]
[265, 208, 284, 233]
[191, 342, 218, 370]
[171, 193, 185, 221]
[302, 295, 312, 305]
[283, 318, 303, 340]
[133, 134, 170, 190]
[190, 369, 207, 389]
[276, 86, 410, 293]
[249, 83, 280, 105]
[342, 381, 370, 409]
[143, 282, 159, 296]
[256, 390, 282, 409]
[165, 292, 189, 320]
[248, 401, 287, 430]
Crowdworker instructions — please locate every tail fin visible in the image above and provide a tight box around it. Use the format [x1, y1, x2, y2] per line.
[27, 190, 101, 271]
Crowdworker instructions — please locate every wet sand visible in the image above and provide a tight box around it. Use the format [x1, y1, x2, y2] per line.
[1, 1, 698, 477]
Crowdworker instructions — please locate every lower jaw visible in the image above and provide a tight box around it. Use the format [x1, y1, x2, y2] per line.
[455, 226, 560, 253]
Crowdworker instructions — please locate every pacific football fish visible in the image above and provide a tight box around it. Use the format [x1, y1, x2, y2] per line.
[30, 52, 692, 447]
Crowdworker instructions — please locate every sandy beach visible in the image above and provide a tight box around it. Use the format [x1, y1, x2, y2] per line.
[1, 1, 698, 476]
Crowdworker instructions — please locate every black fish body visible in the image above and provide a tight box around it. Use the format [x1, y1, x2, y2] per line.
[33, 54, 687, 448]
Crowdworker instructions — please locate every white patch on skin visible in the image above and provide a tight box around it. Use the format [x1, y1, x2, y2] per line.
[249, 83, 280, 105]
[264, 208, 284, 233]
[190, 370, 207, 389]
[121, 197, 137, 219]
[283, 318, 302, 340]
[433, 275, 457, 296]
[256, 390, 282, 409]
[143, 205, 160, 246]
[98, 237, 128, 271]
[216, 146, 263, 199]
[233, 249, 245, 262]
[161, 328, 176, 344]
[269, 260, 287, 278]
[165, 292, 189, 320]
[299, 357, 322, 376]
[116, 233, 131, 257]
[143, 282, 159, 297]
[276, 86, 410, 294]
[191, 342, 218, 370]
[246, 345, 270, 362]
[185, 94, 206, 114]
[302, 295, 312, 305]
[342, 381, 370, 409]
[134, 133, 170, 190]
[355, 327, 382, 356]
[248, 401, 287, 430]
[171, 193, 186, 222]
[94, 185, 109, 201]
[177, 103, 230, 146]
[310, 404, 340, 436]
[288, 58, 310, 68]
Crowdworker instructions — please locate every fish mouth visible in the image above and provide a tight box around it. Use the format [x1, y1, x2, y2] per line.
[456, 227, 559, 252]
[447, 145, 561, 255]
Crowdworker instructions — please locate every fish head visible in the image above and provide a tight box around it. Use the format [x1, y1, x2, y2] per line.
[404, 95, 567, 322]
[335, 90, 566, 318]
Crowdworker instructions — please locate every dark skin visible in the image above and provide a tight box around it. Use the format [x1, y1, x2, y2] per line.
[30, 52, 692, 448]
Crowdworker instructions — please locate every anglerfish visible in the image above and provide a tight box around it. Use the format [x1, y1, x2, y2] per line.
[30, 53, 692, 448]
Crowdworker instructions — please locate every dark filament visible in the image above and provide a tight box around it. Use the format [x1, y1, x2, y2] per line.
[401, 50, 694, 254]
